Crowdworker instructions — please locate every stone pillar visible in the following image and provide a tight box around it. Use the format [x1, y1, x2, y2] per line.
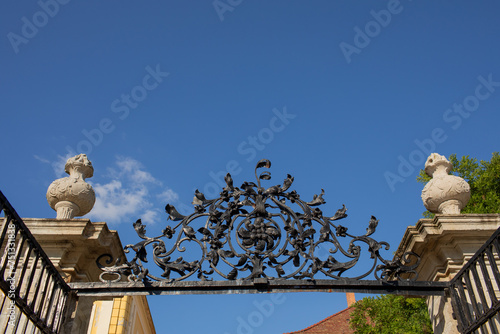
[396, 214, 500, 333]
[19, 218, 156, 333]
[21, 218, 126, 332]
[397, 153, 499, 333]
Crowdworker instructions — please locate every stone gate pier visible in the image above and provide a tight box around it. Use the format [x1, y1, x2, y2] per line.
[396, 153, 500, 333]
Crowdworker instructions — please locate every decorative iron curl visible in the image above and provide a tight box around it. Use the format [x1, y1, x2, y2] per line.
[97, 159, 420, 283]
[96, 254, 146, 283]
[375, 251, 421, 282]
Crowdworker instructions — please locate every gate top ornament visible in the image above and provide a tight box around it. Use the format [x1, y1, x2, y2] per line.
[98, 159, 419, 283]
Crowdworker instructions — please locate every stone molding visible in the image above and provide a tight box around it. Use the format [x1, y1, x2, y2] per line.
[396, 214, 500, 281]
[21, 218, 125, 283]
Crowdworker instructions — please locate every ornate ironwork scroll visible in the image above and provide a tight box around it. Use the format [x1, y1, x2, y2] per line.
[98, 159, 419, 283]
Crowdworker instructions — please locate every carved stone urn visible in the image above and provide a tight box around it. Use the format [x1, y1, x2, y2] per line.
[46, 154, 96, 219]
[421, 153, 470, 214]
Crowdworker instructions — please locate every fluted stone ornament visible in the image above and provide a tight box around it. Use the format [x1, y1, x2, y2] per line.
[421, 153, 470, 214]
[47, 154, 96, 219]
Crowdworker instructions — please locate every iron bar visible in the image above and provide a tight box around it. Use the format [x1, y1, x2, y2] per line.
[42, 277, 57, 325]
[451, 286, 468, 333]
[22, 252, 40, 300]
[486, 245, 500, 292]
[69, 279, 448, 297]
[470, 264, 488, 314]
[478, 254, 498, 305]
[30, 264, 47, 315]
[16, 243, 33, 297]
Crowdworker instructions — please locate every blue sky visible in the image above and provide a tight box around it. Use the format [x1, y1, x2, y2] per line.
[2, 1, 500, 333]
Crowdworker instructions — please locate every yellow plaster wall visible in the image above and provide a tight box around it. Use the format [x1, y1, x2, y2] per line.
[88, 296, 155, 334]
[109, 296, 131, 334]
[89, 300, 113, 334]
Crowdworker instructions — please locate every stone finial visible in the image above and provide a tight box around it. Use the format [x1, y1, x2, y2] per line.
[47, 154, 96, 219]
[421, 153, 470, 214]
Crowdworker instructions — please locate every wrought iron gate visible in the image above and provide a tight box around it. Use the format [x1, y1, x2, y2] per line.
[70, 159, 447, 299]
[2, 159, 499, 333]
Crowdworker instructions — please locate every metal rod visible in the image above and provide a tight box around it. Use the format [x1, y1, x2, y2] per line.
[70, 279, 448, 297]
[478, 254, 498, 305]
[456, 279, 474, 327]
[470, 263, 488, 314]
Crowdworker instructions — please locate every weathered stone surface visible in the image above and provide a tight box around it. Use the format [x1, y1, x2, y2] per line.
[21, 218, 125, 282]
[0, 216, 127, 332]
[395, 214, 500, 334]
[47, 154, 96, 219]
[10, 217, 155, 333]
[421, 153, 470, 214]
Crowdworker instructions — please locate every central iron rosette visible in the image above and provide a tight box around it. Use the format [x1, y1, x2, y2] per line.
[237, 217, 281, 252]
[97, 159, 419, 283]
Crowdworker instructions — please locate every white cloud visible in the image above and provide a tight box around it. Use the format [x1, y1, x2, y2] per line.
[157, 189, 179, 203]
[34, 155, 50, 164]
[89, 183, 147, 223]
[107, 156, 160, 184]
[52, 153, 73, 178]
[34, 153, 72, 178]
[141, 209, 161, 225]
[85, 156, 179, 225]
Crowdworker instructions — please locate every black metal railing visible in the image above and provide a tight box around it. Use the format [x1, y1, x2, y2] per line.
[0, 191, 72, 334]
[450, 226, 500, 334]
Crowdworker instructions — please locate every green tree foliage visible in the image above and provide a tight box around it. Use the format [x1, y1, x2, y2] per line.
[417, 152, 500, 218]
[349, 295, 432, 334]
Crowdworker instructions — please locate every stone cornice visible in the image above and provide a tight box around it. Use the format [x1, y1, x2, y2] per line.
[21, 218, 125, 283]
[396, 214, 500, 282]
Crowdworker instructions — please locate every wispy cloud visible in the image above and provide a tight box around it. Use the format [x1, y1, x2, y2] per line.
[86, 156, 179, 225]
[34, 154, 50, 164]
[34, 153, 73, 178]
[53, 153, 73, 178]
[157, 189, 179, 203]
